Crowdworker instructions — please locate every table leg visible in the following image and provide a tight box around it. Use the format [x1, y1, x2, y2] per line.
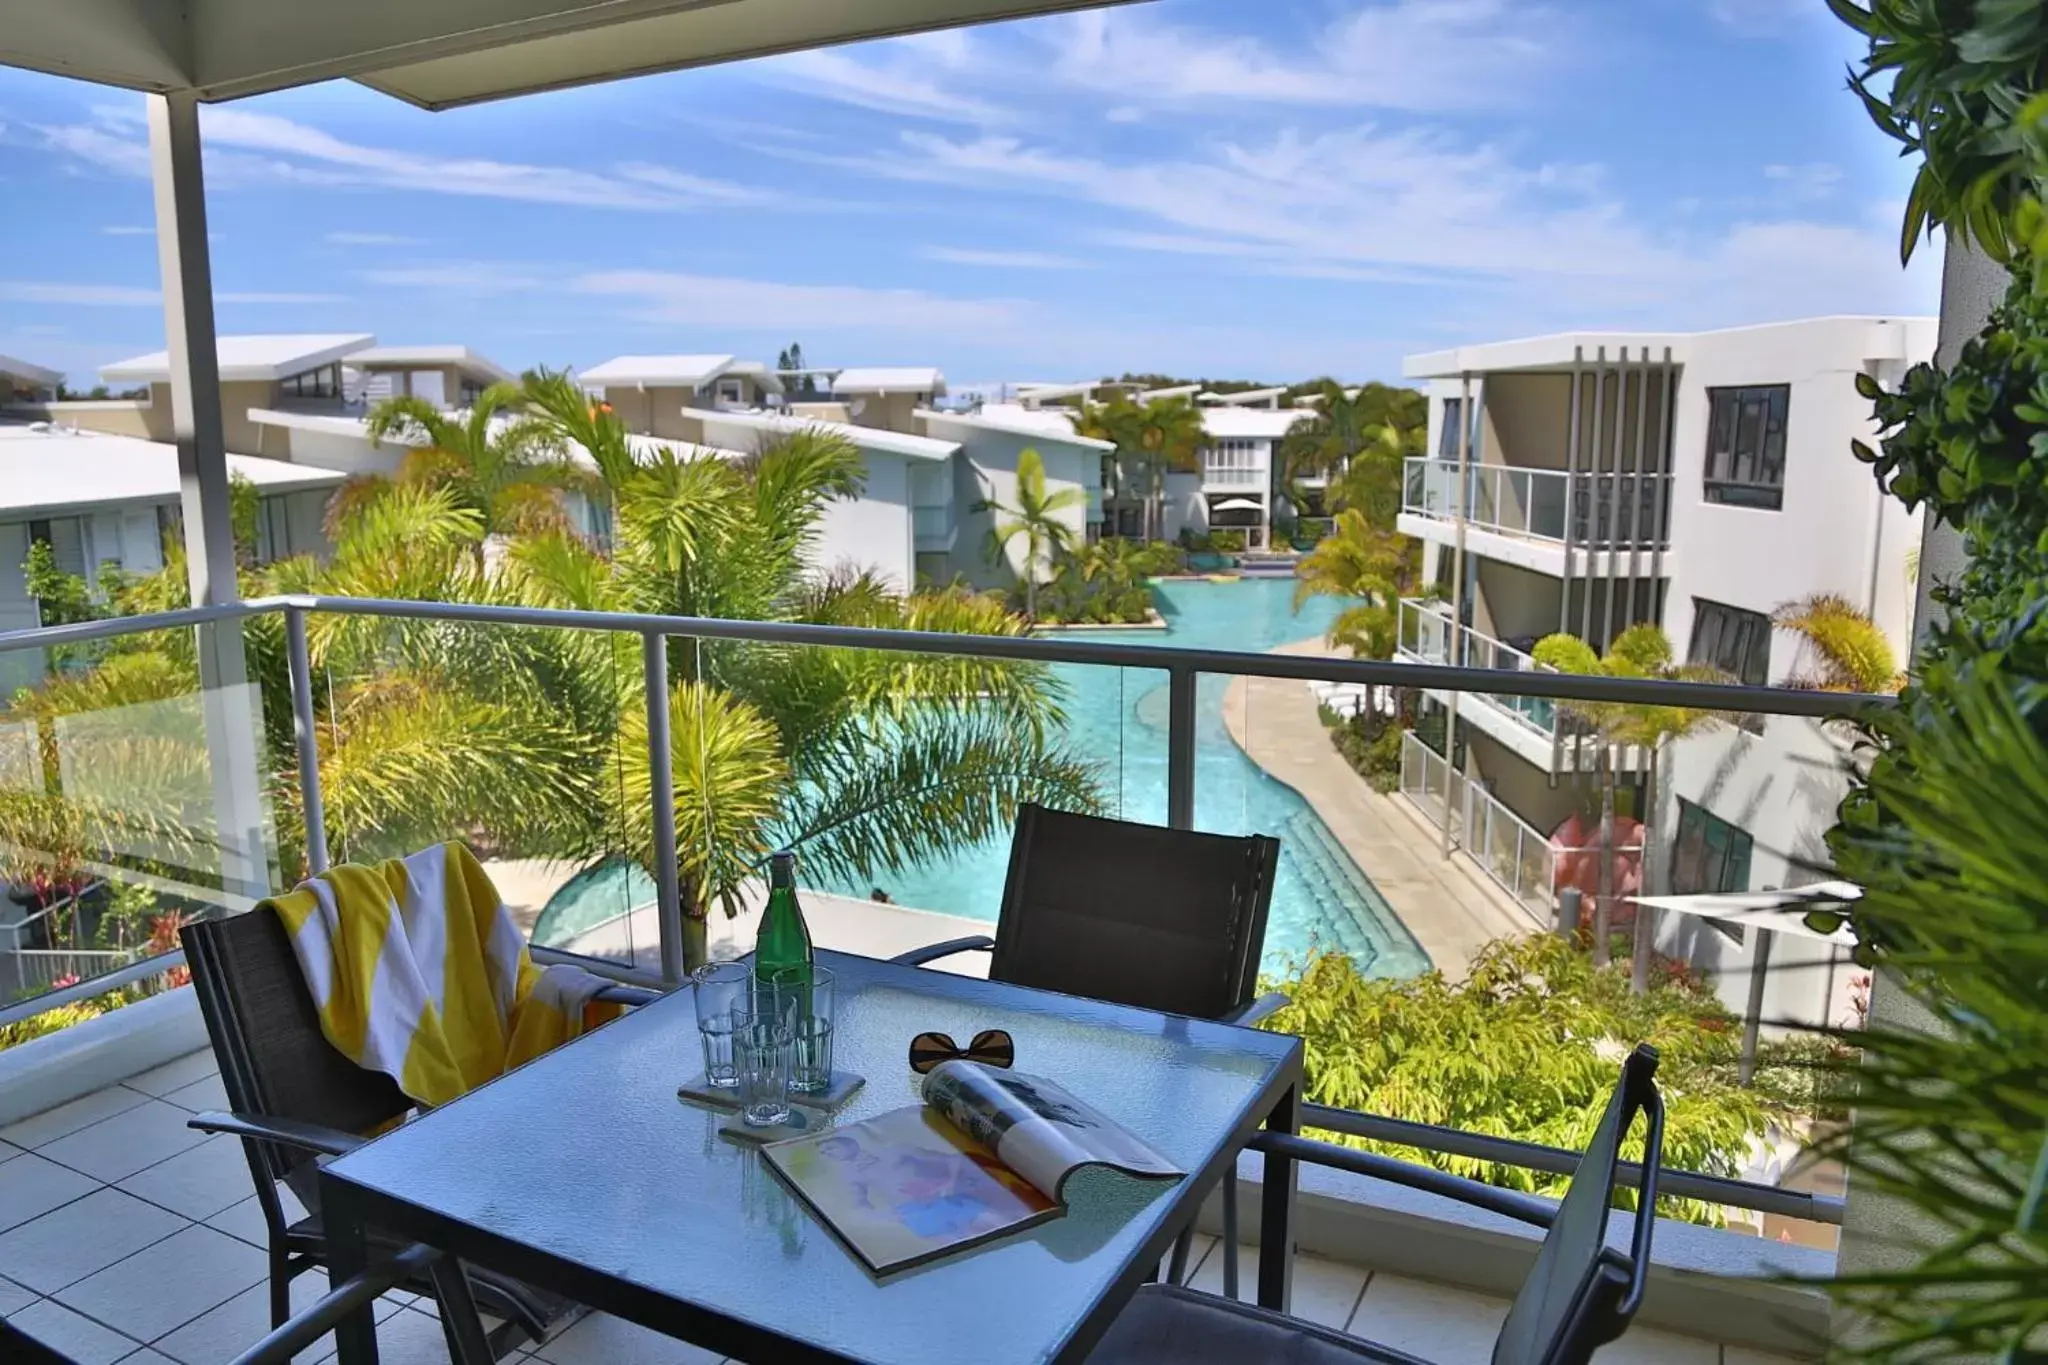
[322, 1177, 380, 1365]
[1257, 1082, 1298, 1313]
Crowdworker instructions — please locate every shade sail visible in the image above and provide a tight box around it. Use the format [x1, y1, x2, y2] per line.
[1211, 497, 1264, 512]
[1, 0, 1141, 107]
[1629, 880, 1862, 946]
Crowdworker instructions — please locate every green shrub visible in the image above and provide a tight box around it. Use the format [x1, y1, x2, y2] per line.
[1258, 937, 1828, 1226]
[1319, 700, 1404, 793]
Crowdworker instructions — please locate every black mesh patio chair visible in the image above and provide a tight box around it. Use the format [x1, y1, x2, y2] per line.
[1086, 1045, 1666, 1365]
[180, 908, 656, 1359]
[891, 802, 1286, 1284]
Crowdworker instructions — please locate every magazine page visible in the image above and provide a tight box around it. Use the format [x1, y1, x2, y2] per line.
[920, 1061, 1181, 1200]
[761, 1106, 1058, 1276]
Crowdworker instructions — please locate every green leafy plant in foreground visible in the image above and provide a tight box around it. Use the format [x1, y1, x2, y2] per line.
[1258, 936, 1827, 1228]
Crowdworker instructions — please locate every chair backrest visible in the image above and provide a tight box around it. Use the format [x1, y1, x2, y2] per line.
[1492, 1044, 1665, 1365]
[988, 804, 1280, 1021]
[182, 908, 412, 1187]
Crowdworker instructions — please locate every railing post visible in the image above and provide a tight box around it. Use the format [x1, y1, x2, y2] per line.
[642, 632, 686, 985]
[285, 606, 328, 875]
[1167, 665, 1196, 830]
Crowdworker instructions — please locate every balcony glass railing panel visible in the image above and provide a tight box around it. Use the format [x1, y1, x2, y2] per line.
[0, 598, 1865, 1244]
[1400, 458, 1672, 549]
[0, 620, 282, 1012]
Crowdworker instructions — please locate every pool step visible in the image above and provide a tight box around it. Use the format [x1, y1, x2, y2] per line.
[1278, 810, 1430, 976]
[1276, 811, 1378, 963]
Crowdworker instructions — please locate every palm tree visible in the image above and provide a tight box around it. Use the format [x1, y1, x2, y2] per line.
[1292, 509, 1420, 707]
[1533, 625, 1729, 987]
[346, 383, 590, 544]
[4, 377, 1102, 973]
[1279, 381, 1426, 528]
[975, 447, 1086, 619]
[1771, 593, 1905, 693]
[1077, 395, 1206, 541]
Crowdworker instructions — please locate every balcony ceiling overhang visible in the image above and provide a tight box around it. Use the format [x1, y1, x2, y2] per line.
[2, 0, 1139, 108]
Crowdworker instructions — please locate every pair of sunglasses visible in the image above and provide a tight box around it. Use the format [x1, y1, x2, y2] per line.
[909, 1028, 1016, 1075]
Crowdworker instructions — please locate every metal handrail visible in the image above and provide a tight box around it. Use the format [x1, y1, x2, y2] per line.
[0, 592, 1874, 1227]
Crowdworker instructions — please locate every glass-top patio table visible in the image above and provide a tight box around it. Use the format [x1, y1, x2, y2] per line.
[321, 949, 1305, 1365]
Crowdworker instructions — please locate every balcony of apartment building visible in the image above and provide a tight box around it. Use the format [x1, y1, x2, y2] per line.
[1397, 350, 1681, 585]
[0, 14, 1896, 1365]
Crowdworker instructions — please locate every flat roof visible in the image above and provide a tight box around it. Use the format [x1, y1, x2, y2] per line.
[832, 366, 947, 397]
[0, 354, 63, 388]
[722, 360, 785, 396]
[0, 423, 346, 516]
[102, 333, 376, 385]
[918, 405, 1115, 452]
[345, 344, 515, 385]
[579, 354, 735, 389]
[1201, 407, 1313, 439]
[694, 408, 959, 461]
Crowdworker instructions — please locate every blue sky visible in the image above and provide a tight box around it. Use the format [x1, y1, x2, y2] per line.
[0, 0, 1938, 388]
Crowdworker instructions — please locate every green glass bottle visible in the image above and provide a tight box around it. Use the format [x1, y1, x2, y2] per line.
[755, 849, 813, 989]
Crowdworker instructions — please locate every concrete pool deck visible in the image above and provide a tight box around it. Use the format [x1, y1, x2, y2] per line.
[1220, 639, 1543, 980]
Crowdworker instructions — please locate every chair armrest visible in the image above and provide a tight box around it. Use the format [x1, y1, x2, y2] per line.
[189, 1110, 365, 1159]
[1224, 992, 1290, 1027]
[595, 984, 661, 1006]
[229, 1243, 442, 1365]
[889, 936, 995, 967]
[1251, 1130, 1555, 1229]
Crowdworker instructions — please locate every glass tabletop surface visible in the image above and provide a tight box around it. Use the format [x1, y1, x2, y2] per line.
[325, 951, 1299, 1365]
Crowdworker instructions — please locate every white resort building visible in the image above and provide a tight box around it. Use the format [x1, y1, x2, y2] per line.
[1392, 315, 1936, 1032]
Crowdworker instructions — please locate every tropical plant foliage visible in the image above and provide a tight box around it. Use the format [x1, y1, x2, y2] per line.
[975, 446, 1087, 619]
[1533, 626, 1729, 979]
[1771, 593, 1905, 693]
[1822, 2, 2048, 1354]
[1, 374, 1103, 977]
[1292, 508, 1419, 663]
[1035, 539, 1179, 626]
[1076, 394, 1207, 541]
[1828, 0, 2048, 269]
[1259, 936, 1821, 1228]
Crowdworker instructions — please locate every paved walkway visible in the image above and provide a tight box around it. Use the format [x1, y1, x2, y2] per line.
[1221, 639, 1542, 980]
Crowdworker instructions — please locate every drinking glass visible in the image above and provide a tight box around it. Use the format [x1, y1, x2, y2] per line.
[692, 962, 750, 1089]
[733, 990, 796, 1127]
[788, 965, 837, 1096]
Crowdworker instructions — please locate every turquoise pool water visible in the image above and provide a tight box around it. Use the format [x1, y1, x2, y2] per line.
[817, 577, 1430, 979]
[536, 579, 1431, 979]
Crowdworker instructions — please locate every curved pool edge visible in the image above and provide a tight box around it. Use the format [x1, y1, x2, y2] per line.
[1216, 637, 1547, 982]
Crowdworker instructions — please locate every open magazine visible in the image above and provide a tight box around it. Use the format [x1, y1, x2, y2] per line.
[760, 1060, 1182, 1275]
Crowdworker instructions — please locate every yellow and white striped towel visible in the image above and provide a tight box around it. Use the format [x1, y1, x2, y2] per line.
[266, 841, 624, 1109]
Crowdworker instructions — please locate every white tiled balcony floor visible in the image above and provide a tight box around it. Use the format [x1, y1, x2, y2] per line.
[2, 1050, 1814, 1364]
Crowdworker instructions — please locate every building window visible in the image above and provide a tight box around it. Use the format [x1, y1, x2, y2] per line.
[1703, 384, 1789, 509]
[1688, 598, 1771, 689]
[1670, 798, 1755, 942]
[1204, 438, 1262, 483]
[459, 379, 486, 407]
[716, 378, 745, 405]
[281, 364, 339, 400]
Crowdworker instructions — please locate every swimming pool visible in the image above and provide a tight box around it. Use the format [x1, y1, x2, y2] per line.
[814, 577, 1431, 979]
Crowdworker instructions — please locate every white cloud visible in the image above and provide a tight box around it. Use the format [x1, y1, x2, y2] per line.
[571, 270, 1021, 332]
[358, 261, 548, 296]
[1046, 1, 1562, 112]
[756, 45, 1011, 125]
[921, 246, 1092, 270]
[0, 281, 158, 306]
[756, 1, 1567, 123]
[326, 231, 424, 246]
[99, 225, 152, 236]
[1706, 0, 1816, 36]
[34, 106, 782, 213]
[1762, 161, 1844, 202]
[808, 122, 1936, 331]
[0, 280, 345, 306]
